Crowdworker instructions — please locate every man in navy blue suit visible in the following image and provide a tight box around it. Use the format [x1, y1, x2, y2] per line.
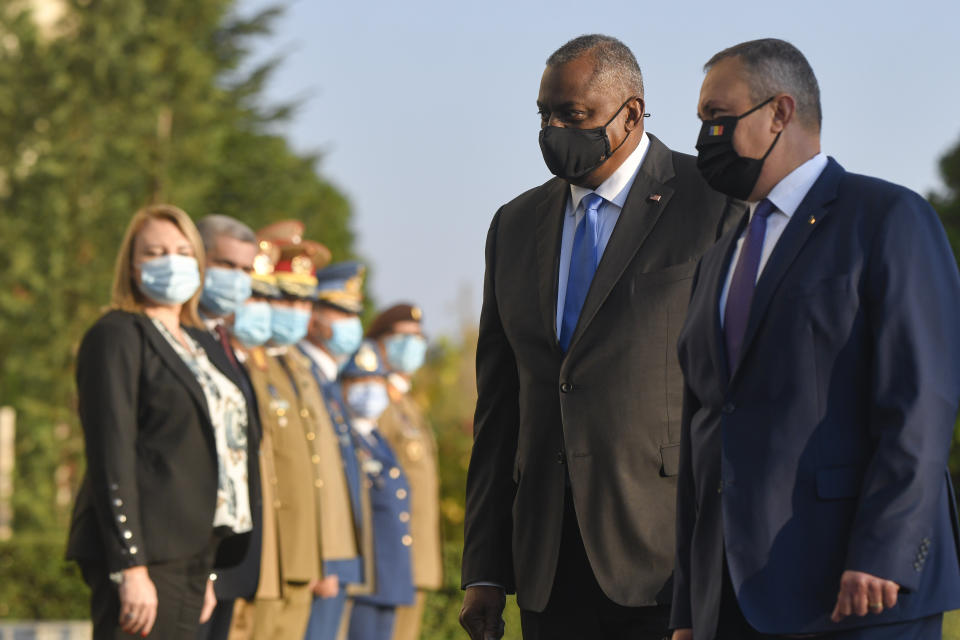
[671, 38, 960, 640]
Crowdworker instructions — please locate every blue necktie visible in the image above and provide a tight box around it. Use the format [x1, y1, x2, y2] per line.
[724, 198, 775, 371]
[559, 193, 604, 351]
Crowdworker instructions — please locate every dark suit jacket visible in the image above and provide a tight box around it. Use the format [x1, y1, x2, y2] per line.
[67, 310, 251, 573]
[207, 331, 263, 603]
[672, 158, 960, 638]
[462, 134, 739, 611]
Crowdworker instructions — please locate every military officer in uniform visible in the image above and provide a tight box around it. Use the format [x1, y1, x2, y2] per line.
[303, 262, 367, 368]
[341, 341, 416, 640]
[297, 261, 370, 640]
[366, 304, 443, 640]
[227, 222, 328, 639]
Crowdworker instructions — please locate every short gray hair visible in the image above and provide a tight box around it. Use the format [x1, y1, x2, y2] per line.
[705, 38, 821, 131]
[196, 214, 256, 251]
[547, 34, 644, 99]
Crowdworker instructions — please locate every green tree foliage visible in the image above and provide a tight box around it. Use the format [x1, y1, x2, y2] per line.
[931, 136, 960, 261]
[410, 326, 523, 640]
[0, 0, 352, 541]
[929, 134, 960, 483]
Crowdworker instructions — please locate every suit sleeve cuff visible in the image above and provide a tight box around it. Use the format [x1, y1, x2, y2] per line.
[464, 581, 505, 591]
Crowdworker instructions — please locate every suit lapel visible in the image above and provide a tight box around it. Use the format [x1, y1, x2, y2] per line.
[565, 135, 675, 354]
[139, 316, 211, 420]
[534, 178, 569, 346]
[729, 158, 844, 384]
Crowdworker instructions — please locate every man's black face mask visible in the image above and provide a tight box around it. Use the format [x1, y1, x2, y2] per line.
[539, 98, 635, 181]
[696, 96, 780, 200]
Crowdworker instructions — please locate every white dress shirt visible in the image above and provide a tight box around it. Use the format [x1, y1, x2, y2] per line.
[555, 131, 651, 336]
[298, 339, 339, 382]
[718, 152, 829, 325]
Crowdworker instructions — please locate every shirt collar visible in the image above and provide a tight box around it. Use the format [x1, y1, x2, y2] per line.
[201, 314, 224, 332]
[569, 131, 650, 214]
[351, 416, 376, 437]
[755, 152, 828, 218]
[297, 339, 339, 381]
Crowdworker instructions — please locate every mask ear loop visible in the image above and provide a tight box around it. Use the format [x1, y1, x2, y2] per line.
[760, 130, 783, 161]
[736, 95, 776, 120]
[603, 96, 643, 159]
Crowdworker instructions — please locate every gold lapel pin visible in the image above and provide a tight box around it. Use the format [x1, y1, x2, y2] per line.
[648, 193, 662, 202]
[808, 215, 817, 225]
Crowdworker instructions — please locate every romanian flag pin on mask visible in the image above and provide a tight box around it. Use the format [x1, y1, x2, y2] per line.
[708, 125, 724, 136]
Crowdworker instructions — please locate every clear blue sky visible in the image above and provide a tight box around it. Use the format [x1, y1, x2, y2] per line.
[238, 0, 960, 336]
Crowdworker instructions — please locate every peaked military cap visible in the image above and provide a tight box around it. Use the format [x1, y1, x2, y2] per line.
[250, 239, 282, 299]
[257, 220, 332, 299]
[315, 261, 365, 314]
[365, 302, 423, 339]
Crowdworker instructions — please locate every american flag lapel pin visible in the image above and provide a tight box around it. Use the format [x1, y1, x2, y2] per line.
[648, 193, 662, 203]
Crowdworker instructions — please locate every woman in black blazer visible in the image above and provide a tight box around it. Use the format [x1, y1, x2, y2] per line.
[67, 204, 253, 639]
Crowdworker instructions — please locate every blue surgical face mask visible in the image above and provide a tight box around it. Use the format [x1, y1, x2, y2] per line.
[138, 254, 201, 305]
[270, 304, 311, 345]
[201, 267, 252, 316]
[345, 381, 391, 420]
[232, 300, 272, 346]
[324, 317, 363, 358]
[383, 334, 427, 374]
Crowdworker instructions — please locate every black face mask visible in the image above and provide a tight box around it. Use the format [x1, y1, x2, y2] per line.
[539, 98, 635, 181]
[696, 96, 781, 200]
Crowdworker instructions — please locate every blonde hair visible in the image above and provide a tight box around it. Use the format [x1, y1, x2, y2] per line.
[110, 204, 206, 327]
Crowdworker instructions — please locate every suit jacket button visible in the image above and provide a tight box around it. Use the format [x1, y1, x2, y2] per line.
[557, 451, 566, 464]
[560, 382, 572, 393]
[721, 403, 735, 415]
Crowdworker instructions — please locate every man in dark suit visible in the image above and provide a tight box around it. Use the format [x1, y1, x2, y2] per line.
[194, 214, 264, 640]
[671, 39, 960, 640]
[459, 34, 738, 640]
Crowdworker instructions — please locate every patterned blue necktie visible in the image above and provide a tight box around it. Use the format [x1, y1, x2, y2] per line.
[724, 198, 775, 371]
[559, 193, 604, 351]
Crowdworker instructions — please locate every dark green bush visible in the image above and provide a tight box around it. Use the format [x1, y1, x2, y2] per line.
[0, 537, 87, 619]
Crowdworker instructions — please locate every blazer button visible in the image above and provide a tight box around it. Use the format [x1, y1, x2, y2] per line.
[557, 451, 566, 464]
[721, 402, 735, 415]
[560, 382, 572, 393]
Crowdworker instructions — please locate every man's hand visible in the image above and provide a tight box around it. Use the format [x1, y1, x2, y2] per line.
[830, 570, 899, 622]
[118, 566, 158, 636]
[312, 575, 340, 599]
[671, 629, 692, 640]
[199, 577, 217, 624]
[459, 585, 506, 640]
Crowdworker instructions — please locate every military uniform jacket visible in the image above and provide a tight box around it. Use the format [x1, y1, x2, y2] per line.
[378, 393, 443, 590]
[243, 347, 321, 594]
[353, 429, 416, 608]
[281, 348, 362, 584]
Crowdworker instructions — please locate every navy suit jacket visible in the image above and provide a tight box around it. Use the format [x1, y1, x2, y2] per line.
[672, 158, 960, 638]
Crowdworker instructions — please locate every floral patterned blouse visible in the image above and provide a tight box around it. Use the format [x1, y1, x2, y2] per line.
[152, 318, 253, 534]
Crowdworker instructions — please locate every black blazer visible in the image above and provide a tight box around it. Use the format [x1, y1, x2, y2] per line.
[461, 134, 741, 611]
[67, 310, 250, 573]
